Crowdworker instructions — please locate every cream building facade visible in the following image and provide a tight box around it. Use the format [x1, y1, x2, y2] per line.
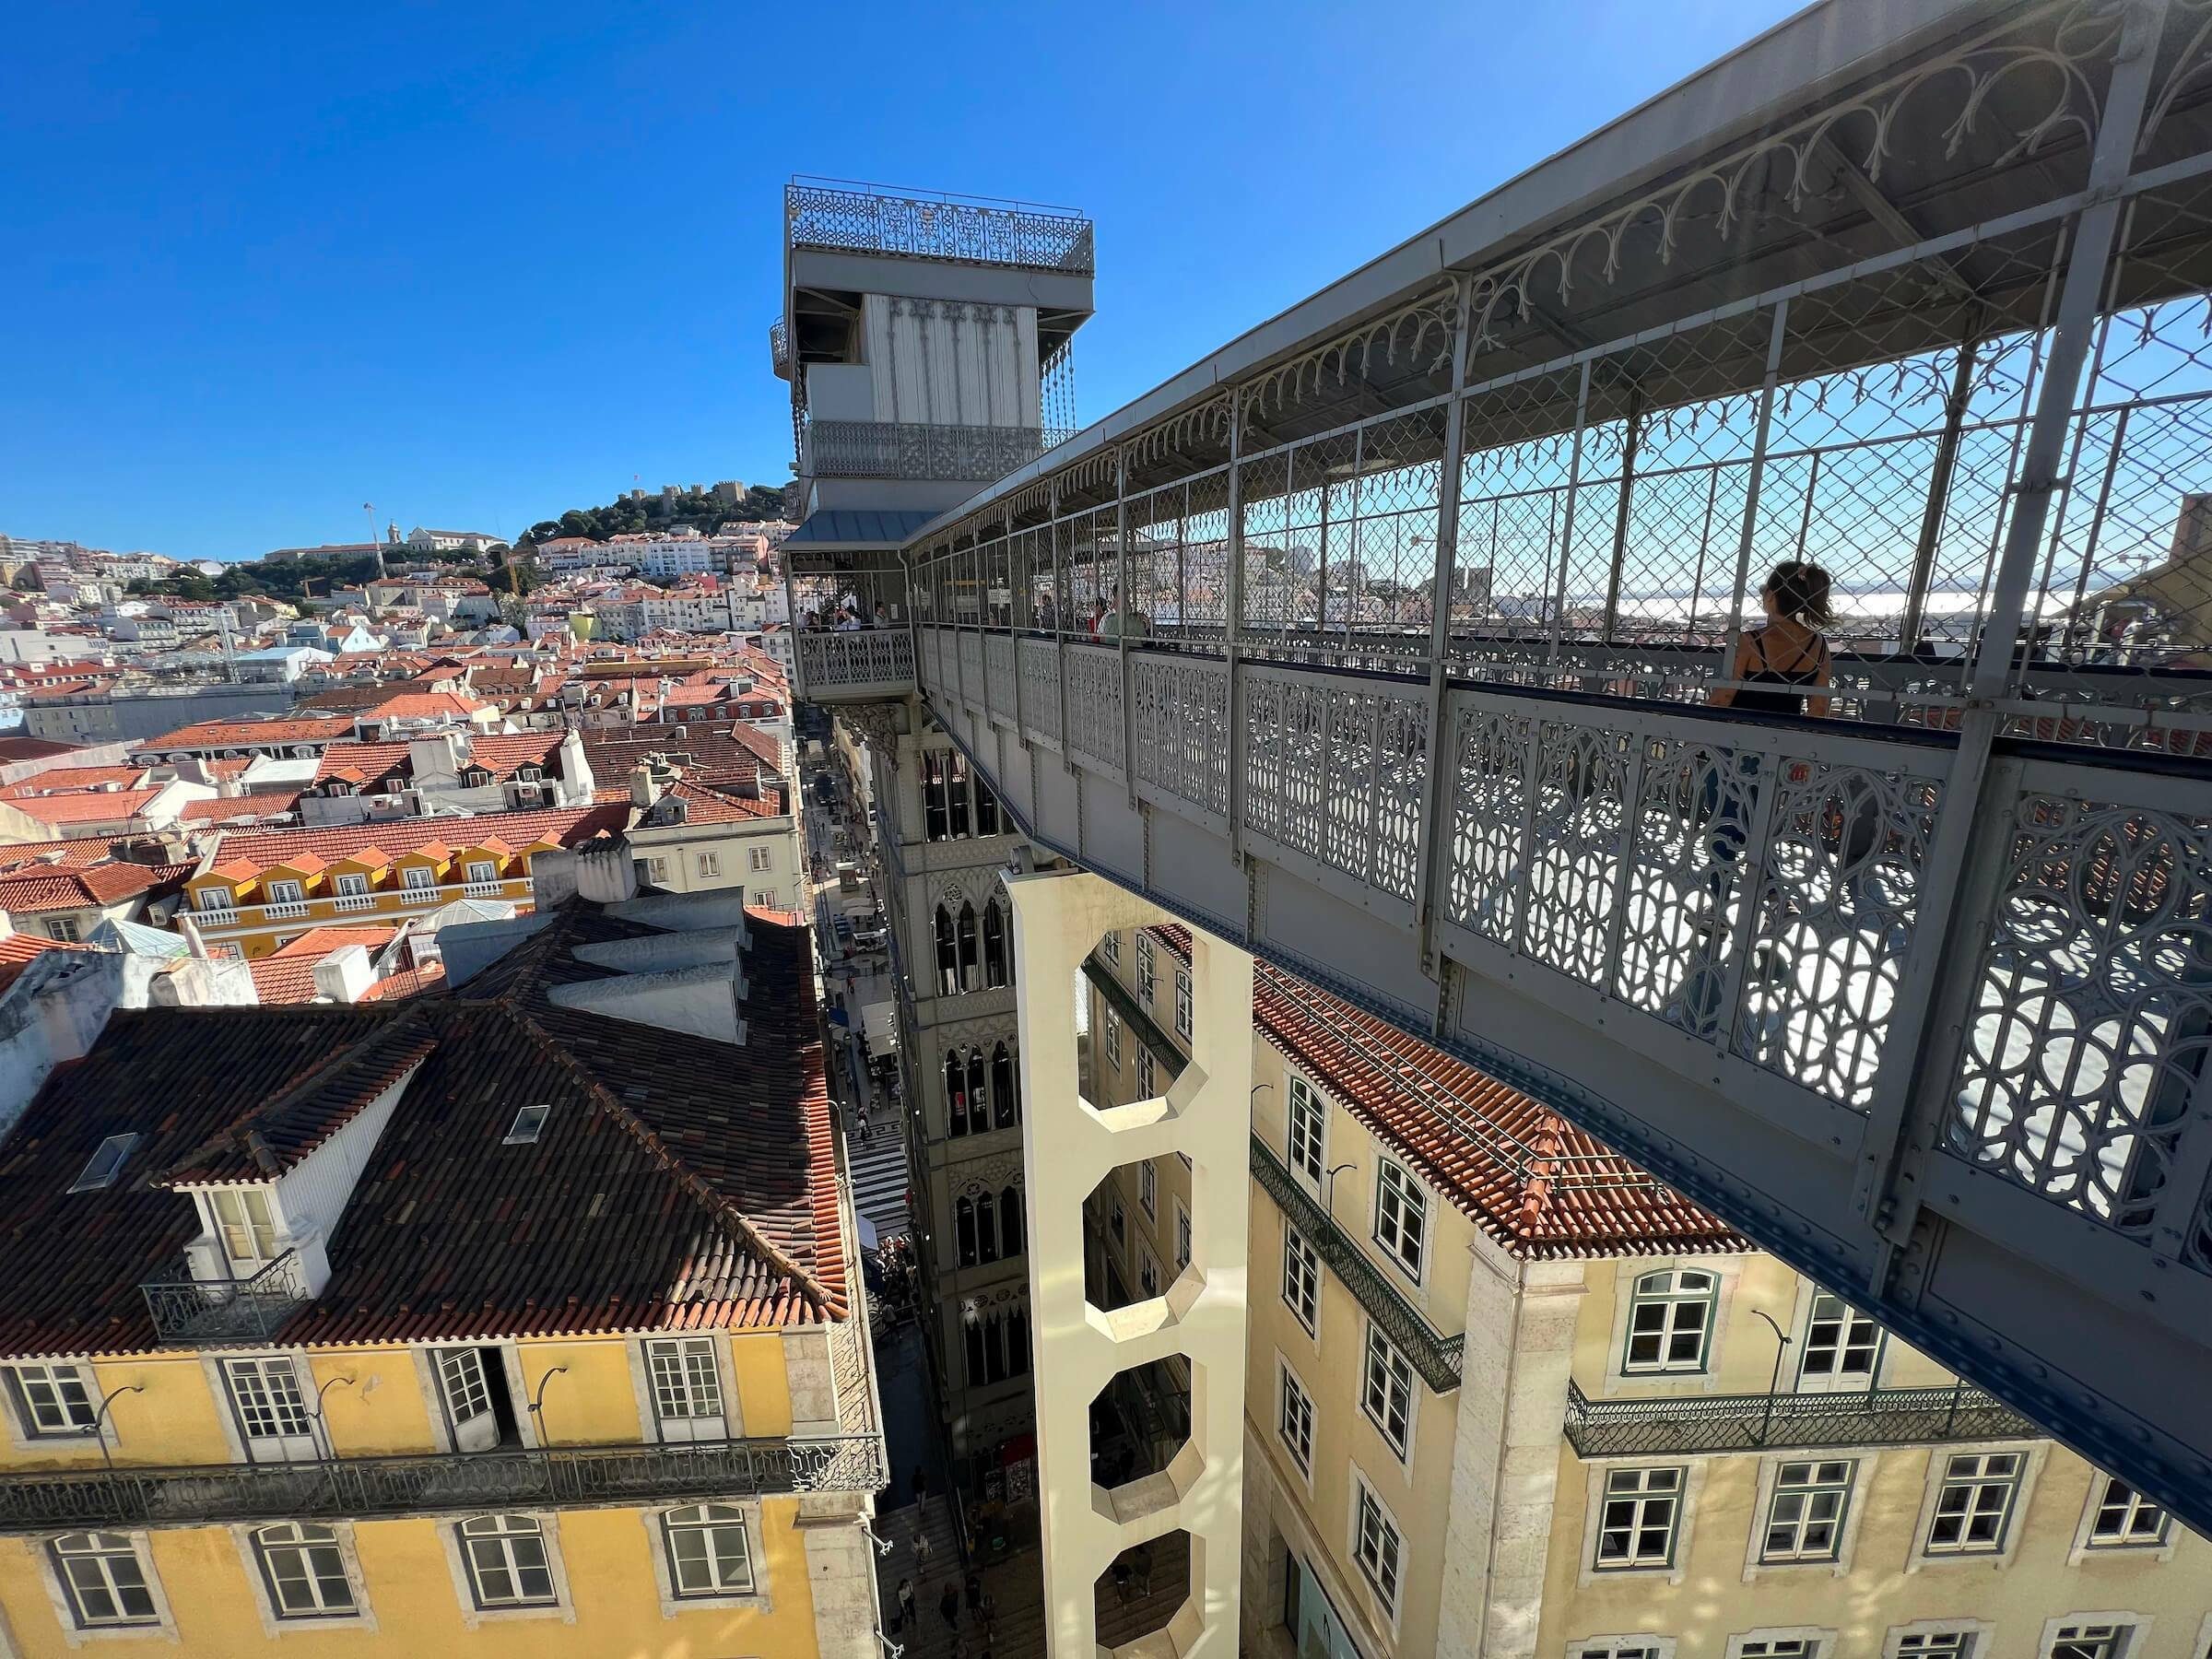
[1058, 912, 2206, 1659]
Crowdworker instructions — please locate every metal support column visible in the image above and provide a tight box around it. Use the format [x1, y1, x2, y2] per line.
[1900, 329, 1983, 655]
[1722, 300, 1793, 675]
[1416, 277, 1474, 982]
[1599, 386, 1644, 642]
[1224, 399, 1248, 865]
[1118, 449, 1137, 806]
[1545, 359, 1594, 665]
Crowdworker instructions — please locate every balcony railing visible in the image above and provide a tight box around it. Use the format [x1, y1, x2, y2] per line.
[805, 419, 1073, 482]
[1249, 1135, 1465, 1394]
[0, 1431, 888, 1535]
[794, 629, 915, 698]
[1561, 1378, 2040, 1459]
[785, 180, 1094, 276]
[263, 900, 309, 921]
[771, 316, 791, 379]
[141, 1252, 308, 1347]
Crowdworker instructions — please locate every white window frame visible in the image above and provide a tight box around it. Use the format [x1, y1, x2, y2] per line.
[400, 864, 437, 890]
[1566, 1639, 1678, 1659]
[2038, 1616, 2150, 1659]
[5, 1360, 101, 1446]
[1882, 1621, 1996, 1659]
[465, 860, 497, 885]
[696, 851, 721, 877]
[1174, 968, 1192, 1040]
[1135, 934, 1156, 1004]
[747, 844, 771, 872]
[1347, 1468, 1404, 1631]
[1372, 1159, 1426, 1285]
[642, 1501, 771, 1615]
[198, 887, 237, 914]
[1136, 1159, 1157, 1223]
[1724, 1631, 1835, 1659]
[1172, 1195, 1192, 1274]
[1753, 1456, 1858, 1568]
[333, 872, 370, 897]
[218, 1353, 318, 1463]
[206, 1184, 282, 1271]
[2069, 1475, 2175, 1563]
[647, 856, 670, 884]
[656, 1502, 763, 1603]
[1620, 1268, 1719, 1376]
[441, 1512, 572, 1625]
[1136, 1043, 1157, 1100]
[1282, 1226, 1321, 1337]
[1579, 1462, 1705, 1585]
[1794, 1286, 1885, 1391]
[264, 879, 304, 905]
[1102, 1006, 1122, 1071]
[1911, 1445, 2040, 1569]
[1360, 1321, 1416, 1463]
[1137, 1241, 1162, 1301]
[1275, 1355, 1316, 1486]
[1286, 1075, 1327, 1191]
[236, 1520, 372, 1631]
[1100, 930, 1119, 967]
[633, 1335, 735, 1444]
[42, 1530, 175, 1638]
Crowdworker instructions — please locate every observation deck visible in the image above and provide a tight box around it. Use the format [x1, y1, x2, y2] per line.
[809, 0, 2212, 1532]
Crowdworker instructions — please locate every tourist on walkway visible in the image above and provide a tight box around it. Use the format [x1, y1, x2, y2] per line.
[894, 1576, 915, 1632]
[939, 1582, 960, 1635]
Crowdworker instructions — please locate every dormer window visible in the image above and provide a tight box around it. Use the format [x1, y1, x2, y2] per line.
[463, 769, 491, 787]
[209, 1187, 280, 1270]
[265, 880, 304, 906]
[197, 888, 236, 914]
[68, 1134, 139, 1194]
[465, 861, 498, 885]
[334, 873, 369, 897]
[402, 866, 436, 891]
[504, 1104, 549, 1145]
[517, 766, 541, 782]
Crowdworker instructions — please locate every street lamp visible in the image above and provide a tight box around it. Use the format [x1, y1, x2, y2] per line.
[91, 1384, 144, 1474]
[1747, 1309, 1794, 1447]
[528, 1365, 569, 1446]
[1324, 1163, 1358, 1221]
[312, 1375, 359, 1463]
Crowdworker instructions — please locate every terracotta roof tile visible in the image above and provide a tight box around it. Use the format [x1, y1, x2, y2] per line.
[0, 904, 841, 1354]
[209, 803, 629, 872]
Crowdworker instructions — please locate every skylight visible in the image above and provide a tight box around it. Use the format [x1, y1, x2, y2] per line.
[67, 1133, 140, 1194]
[504, 1104, 550, 1145]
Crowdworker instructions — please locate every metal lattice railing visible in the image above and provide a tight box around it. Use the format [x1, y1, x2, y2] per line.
[785, 180, 1095, 276]
[770, 316, 790, 379]
[805, 420, 1075, 483]
[0, 1431, 888, 1535]
[1562, 1377, 2037, 1458]
[795, 629, 915, 695]
[141, 1253, 307, 1347]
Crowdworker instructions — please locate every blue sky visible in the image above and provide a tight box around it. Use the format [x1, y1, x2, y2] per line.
[2, 0, 1805, 562]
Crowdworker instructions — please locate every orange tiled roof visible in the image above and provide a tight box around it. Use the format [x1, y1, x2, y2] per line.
[138, 717, 356, 749]
[208, 803, 629, 873]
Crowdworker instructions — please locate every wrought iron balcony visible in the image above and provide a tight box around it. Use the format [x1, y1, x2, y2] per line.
[804, 419, 1073, 483]
[1250, 1135, 1465, 1394]
[771, 316, 791, 379]
[785, 180, 1094, 276]
[0, 1431, 888, 1535]
[141, 1252, 307, 1347]
[1562, 1378, 2039, 1459]
[794, 629, 916, 703]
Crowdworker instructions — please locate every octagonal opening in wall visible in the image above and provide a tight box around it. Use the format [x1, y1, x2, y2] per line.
[1082, 1162, 1202, 1341]
[1094, 1528, 1200, 1659]
[1088, 1357, 1200, 1528]
[1075, 926, 1198, 1128]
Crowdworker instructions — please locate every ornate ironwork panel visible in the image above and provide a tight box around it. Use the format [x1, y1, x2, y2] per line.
[795, 629, 915, 694]
[786, 182, 1095, 275]
[1065, 644, 1124, 771]
[1018, 637, 1062, 744]
[958, 633, 986, 712]
[1562, 1379, 2036, 1458]
[1947, 771, 2212, 1253]
[1133, 653, 1230, 817]
[805, 419, 1076, 482]
[1242, 668, 1428, 900]
[984, 634, 1016, 720]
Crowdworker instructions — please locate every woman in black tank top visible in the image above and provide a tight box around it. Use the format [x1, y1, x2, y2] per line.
[1712, 560, 1834, 717]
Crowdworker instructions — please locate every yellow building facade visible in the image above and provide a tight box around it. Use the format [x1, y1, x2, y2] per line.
[1074, 923, 2205, 1659]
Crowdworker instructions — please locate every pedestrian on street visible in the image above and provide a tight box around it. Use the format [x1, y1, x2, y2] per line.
[1131, 1539, 1154, 1597]
[913, 1524, 934, 1571]
[963, 1571, 983, 1625]
[894, 1576, 915, 1632]
[1111, 1555, 1132, 1604]
[912, 1464, 928, 1510]
[939, 1582, 960, 1636]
